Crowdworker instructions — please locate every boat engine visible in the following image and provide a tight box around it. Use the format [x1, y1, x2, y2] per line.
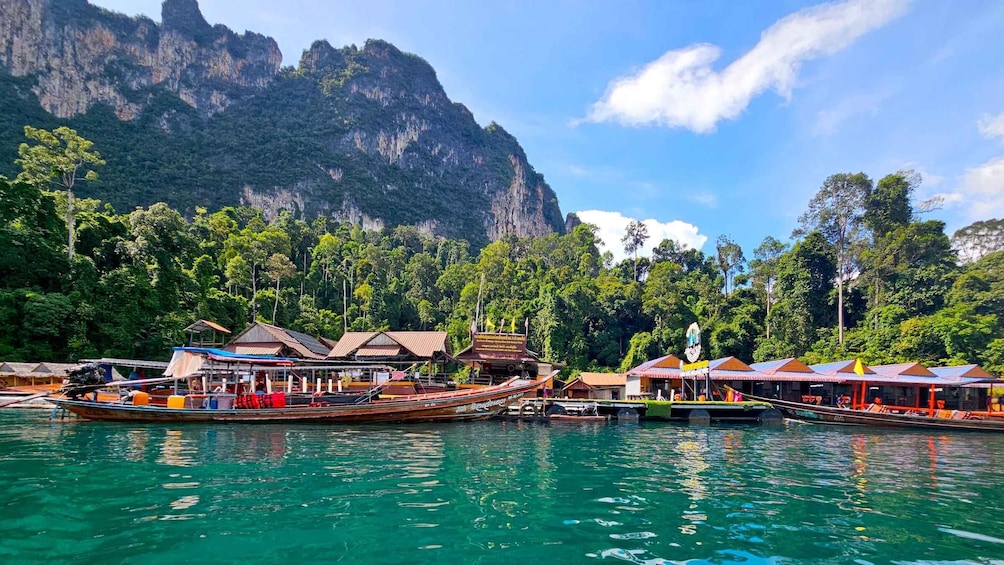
[60, 364, 105, 398]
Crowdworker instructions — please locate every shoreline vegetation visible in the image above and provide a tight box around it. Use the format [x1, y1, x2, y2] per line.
[2, 127, 1003, 381]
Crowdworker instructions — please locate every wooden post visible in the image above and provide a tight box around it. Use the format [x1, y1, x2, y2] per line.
[929, 385, 936, 418]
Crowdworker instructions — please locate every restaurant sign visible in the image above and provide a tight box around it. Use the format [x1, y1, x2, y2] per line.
[472, 333, 528, 358]
[684, 322, 701, 363]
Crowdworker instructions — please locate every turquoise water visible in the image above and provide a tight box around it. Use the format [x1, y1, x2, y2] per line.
[2, 411, 1004, 564]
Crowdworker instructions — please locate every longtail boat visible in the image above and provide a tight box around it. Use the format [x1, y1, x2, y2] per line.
[748, 394, 1004, 432]
[43, 347, 546, 423]
[50, 378, 543, 423]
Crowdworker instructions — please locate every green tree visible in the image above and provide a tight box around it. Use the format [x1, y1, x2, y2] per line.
[796, 172, 871, 344]
[266, 252, 297, 324]
[715, 234, 744, 296]
[16, 126, 105, 260]
[622, 220, 649, 282]
[749, 236, 788, 340]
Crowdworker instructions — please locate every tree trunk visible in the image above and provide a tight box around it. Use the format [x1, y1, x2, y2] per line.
[272, 277, 280, 324]
[67, 189, 75, 260]
[250, 263, 258, 321]
[837, 272, 844, 345]
[766, 291, 771, 340]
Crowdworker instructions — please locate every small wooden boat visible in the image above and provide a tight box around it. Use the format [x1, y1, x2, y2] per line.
[748, 395, 1004, 432]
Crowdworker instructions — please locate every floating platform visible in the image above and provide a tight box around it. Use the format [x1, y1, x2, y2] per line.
[641, 399, 780, 424]
[503, 398, 781, 424]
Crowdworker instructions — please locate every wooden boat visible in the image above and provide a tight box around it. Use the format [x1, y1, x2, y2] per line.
[50, 376, 544, 423]
[748, 394, 1004, 432]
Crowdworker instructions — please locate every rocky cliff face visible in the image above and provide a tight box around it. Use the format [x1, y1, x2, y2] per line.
[0, 0, 565, 244]
[0, 0, 281, 119]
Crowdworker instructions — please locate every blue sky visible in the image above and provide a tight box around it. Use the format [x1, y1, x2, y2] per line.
[92, 0, 1004, 261]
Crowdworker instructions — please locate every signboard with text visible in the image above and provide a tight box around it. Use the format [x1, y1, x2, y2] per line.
[681, 360, 710, 378]
[472, 333, 528, 359]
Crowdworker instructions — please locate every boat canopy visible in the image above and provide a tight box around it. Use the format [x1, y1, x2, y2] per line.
[164, 347, 297, 379]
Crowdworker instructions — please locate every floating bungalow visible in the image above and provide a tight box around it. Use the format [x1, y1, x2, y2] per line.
[625, 354, 1002, 413]
[561, 372, 627, 400]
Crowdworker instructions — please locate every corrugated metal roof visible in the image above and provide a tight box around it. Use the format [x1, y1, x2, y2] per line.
[231, 344, 283, 356]
[283, 327, 332, 357]
[713, 370, 843, 382]
[328, 331, 450, 359]
[930, 365, 995, 379]
[386, 331, 451, 357]
[870, 362, 935, 378]
[810, 360, 876, 375]
[185, 319, 231, 334]
[579, 372, 626, 386]
[709, 357, 754, 371]
[328, 332, 378, 358]
[626, 353, 679, 374]
[750, 358, 815, 374]
[253, 322, 330, 358]
[356, 345, 403, 357]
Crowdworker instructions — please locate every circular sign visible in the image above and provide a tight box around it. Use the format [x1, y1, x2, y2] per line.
[684, 322, 701, 363]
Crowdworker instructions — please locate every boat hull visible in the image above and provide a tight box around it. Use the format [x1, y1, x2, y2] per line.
[51, 379, 542, 424]
[751, 396, 1004, 432]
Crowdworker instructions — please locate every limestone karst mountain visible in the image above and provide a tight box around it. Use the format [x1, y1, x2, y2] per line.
[0, 0, 566, 245]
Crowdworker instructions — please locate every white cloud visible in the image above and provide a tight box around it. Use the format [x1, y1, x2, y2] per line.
[575, 210, 708, 263]
[814, 88, 893, 135]
[935, 156, 1004, 220]
[584, 0, 908, 132]
[979, 112, 1004, 142]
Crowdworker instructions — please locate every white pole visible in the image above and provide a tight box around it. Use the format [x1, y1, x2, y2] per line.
[337, 376, 343, 393]
[328, 378, 333, 393]
[286, 374, 292, 394]
[315, 378, 321, 394]
[266, 378, 273, 394]
[222, 378, 227, 393]
[301, 377, 307, 393]
[201, 376, 207, 394]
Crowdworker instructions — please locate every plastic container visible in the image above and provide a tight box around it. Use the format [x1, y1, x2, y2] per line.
[166, 395, 185, 409]
[184, 395, 207, 409]
[132, 391, 150, 406]
[215, 394, 236, 410]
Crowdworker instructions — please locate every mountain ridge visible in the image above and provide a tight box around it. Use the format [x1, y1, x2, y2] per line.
[0, 0, 566, 245]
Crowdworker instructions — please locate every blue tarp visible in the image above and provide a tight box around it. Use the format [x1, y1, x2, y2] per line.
[171, 346, 297, 363]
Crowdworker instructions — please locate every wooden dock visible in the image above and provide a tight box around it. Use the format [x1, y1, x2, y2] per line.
[503, 398, 781, 424]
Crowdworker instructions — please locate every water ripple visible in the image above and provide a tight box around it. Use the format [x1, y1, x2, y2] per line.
[2, 413, 1003, 564]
